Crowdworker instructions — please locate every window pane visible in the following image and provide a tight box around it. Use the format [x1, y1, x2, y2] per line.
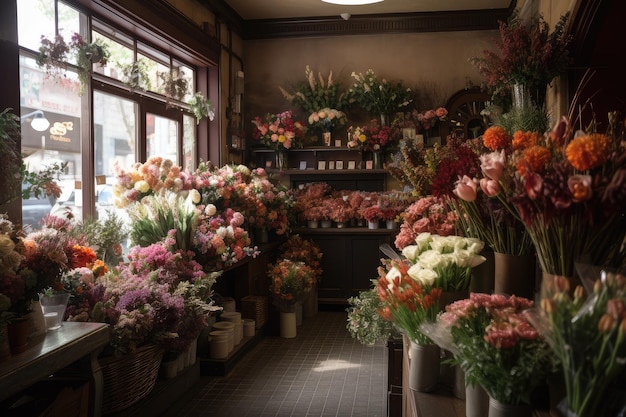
[175, 62, 195, 102]
[183, 114, 196, 172]
[93, 91, 136, 222]
[146, 113, 178, 164]
[92, 31, 135, 83]
[17, 0, 55, 51]
[20, 54, 82, 228]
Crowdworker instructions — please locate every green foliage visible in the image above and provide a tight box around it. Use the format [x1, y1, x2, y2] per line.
[187, 92, 215, 124]
[73, 212, 128, 266]
[120, 59, 152, 91]
[279, 65, 351, 114]
[346, 282, 401, 346]
[21, 160, 67, 200]
[349, 69, 413, 115]
[0, 109, 22, 205]
[497, 104, 551, 134]
[159, 67, 190, 102]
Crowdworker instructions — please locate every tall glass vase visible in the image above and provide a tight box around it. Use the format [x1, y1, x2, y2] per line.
[372, 151, 382, 169]
[275, 150, 288, 171]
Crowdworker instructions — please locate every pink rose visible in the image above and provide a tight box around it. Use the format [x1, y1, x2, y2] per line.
[480, 150, 505, 181]
[453, 175, 477, 202]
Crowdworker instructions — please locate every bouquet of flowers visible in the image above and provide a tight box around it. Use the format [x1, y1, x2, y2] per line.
[349, 69, 413, 115]
[392, 107, 449, 135]
[277, 235, 323, 283]
[422, 293, 555, 405]
[307, 107, 347, 133]
[489, 112, 626, 277]
[394, 196, 458, 250]
[347, 282, 402, 346]
[400, 233, 486, 291]
[251, 110, 306, 151]
[278, 65, 350, 114]
[376, 258, 442, 344]
[268, 259, 316, 312]
[450, 131, 534, 255]
[325, 196, 355, 224]
[348, 119, 401, 153]
[359, 205, 385, 223]
[469, 9, 572, 101]
[529, 265, 626, 417]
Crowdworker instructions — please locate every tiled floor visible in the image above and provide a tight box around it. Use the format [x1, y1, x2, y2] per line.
[164, 310, 388, 417]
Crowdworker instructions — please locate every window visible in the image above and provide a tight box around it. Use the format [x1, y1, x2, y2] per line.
[16, 0, 210, 225]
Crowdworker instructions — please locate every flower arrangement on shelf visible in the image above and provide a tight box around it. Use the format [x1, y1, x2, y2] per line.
[277, 234, 324, 283]
[483, 111, 626, 277]
[349, 69, 413, 116]
[234, 168, 295, 236]
[348, 119, 401, 153]
[400, 233, 486, 292]
[268, 259, 316, 313]
[530, 265, 626, 417]
[279, 65, 350, 114]
[293, 182, 333, 224]
[392, 107, 449, 136]
[347, 281, 402, 346]
[421, 293, 555, 406]
[251, 110, 306, 151]
[394, 196, 458, 250]
[325, 197, 355, 224]
[376, 258, 442, 344]
[307, 107, 347, 133]
[469, 9, 572, 102]
[359, 205, 385, 224]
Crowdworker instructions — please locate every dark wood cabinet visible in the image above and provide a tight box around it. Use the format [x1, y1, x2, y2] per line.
[294, 227, 396, 303]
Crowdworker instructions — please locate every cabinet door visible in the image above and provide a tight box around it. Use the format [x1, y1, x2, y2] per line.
[350, 235, 389, 294]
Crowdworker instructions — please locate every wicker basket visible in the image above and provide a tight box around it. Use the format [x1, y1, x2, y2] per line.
[100, 344, 164, 415]
[241, 295, 268, 329]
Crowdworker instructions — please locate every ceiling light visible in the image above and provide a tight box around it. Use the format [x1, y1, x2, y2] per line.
[322, 0, 384, 5]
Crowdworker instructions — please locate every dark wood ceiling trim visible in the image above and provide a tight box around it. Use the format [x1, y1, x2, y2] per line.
[240, 9, 510, 40]
[198, 0, 245, 35]
[68, 0, 220, 66]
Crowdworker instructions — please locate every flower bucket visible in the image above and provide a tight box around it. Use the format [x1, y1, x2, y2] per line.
[320, 220, 332, 228]
[466, 383, 490, 417]
[280, 311, 297, 338]
[488, 397, 532, 417]
[307, 220, 319, 228]
[408, 342, 440, 392]
[494, 252, 536, 299]
[367, 220, 379, 229]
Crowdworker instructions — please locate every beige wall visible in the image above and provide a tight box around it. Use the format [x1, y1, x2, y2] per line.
[242, 30, 497, 130]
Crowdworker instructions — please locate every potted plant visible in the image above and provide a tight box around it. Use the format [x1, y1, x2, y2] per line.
[159, 66, 189, 102]
[349, 69, 413, 124]
[36, 32, 110, 95]
[187, 92, 215, 124]
[120, 59, 152, 91]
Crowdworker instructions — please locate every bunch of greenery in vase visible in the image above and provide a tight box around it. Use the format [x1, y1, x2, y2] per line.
[349, 69, 413, 119]
[187, 92, 215, 124]
[279, 65, 351, 114]
[346, 282, 401, 346]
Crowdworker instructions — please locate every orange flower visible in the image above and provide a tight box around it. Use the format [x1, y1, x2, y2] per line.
[482, 126, 511, 151]
[516, 145, 552, 176]
[70, 245, 97, 269]
[512, 131, 541, 150]
[90, 259, 109, 278]
[565, 133, 610, 171]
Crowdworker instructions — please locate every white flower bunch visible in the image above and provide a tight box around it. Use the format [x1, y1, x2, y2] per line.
[400, 233, 486, 291]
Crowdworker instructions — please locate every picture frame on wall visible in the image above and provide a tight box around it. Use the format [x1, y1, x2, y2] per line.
[328, 161, 335, 170]
[336, 160, 344, 170]
[318, 161, 326, 170]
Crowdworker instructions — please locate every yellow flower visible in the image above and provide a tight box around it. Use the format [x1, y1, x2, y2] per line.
[134, 180, 150, 193]
[278, 134, 286, 143]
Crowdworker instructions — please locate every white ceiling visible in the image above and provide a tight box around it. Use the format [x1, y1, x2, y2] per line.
[224, 0, 513, 20]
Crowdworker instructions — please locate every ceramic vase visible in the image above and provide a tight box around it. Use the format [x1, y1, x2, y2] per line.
[280, 311, 297, 338]
[408, 342, 440, 392]
[320, 220, 332, 228]
[307, 220, 319, 229]
[488, 397, 532, 417]
[494, 252, 536, 299]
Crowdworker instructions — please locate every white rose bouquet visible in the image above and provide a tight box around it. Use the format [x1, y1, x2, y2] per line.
[401, 233, 486, 291]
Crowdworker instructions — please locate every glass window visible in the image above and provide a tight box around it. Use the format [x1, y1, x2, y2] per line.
[146, 113, 179, 164]
[183, 114, 196, 172]
[20, 55, 82, 228]
[17, 0, 55, 51]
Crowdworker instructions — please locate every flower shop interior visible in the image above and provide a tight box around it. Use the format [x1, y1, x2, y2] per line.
[1, 0, 625, 416]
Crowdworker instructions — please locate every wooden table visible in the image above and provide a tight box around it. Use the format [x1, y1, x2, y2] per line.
[0, 322, 110, 417]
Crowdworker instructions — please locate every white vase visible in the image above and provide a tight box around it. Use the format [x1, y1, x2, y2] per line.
[307, 220, 319, 228]
[367, 220, 379, 229]
[409, 342, 440, 392]
[280, 311, 297, 338]
[321, 220, 332, 228]
[385, 220, 397, 229]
